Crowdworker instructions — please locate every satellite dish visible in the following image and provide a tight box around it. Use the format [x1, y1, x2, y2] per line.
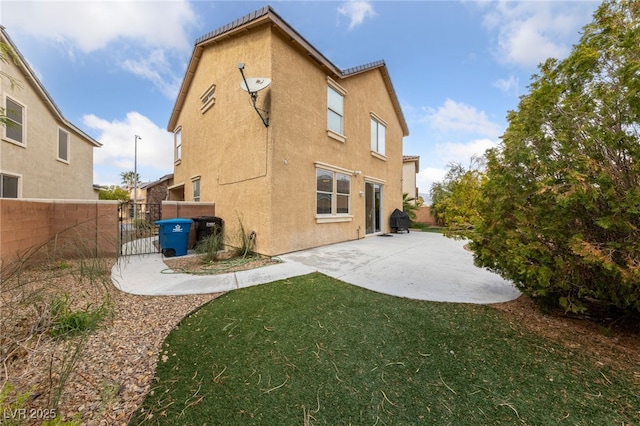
[240, 77, 271, 93]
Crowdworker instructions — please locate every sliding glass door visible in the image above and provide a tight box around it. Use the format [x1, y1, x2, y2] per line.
[365, 182, 382, 234]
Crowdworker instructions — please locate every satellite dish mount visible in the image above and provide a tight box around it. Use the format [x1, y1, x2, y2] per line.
[238, 63, 270, 127]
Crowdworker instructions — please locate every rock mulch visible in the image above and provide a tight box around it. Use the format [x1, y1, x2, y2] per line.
[1, 258, 219, 425]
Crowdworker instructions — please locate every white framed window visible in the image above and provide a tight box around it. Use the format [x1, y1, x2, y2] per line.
[192, 177, 200, 202]
[316, 168, 351, 216]
[327, 78, 347, 142]
[0, 173, 19, 198]
[327, 86, 344, 135]
[200, 84, 216, 113]
[57, 128, 69, 163]
[4, 96, 25, 145]
[175, 128, 182, 162]
[370, 114, 386, 156]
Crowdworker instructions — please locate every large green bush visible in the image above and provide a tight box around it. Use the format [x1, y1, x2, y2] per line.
[472, 0, 640, 313]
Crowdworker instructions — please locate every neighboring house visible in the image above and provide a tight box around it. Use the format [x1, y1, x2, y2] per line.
[0, 26, 101, 200]
[122, 174, 173, 223]
[141, 173, 174, 205]
[167, 6, 409, 256]
[402, 155, 420, 204]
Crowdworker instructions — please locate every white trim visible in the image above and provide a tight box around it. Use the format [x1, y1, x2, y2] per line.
[316, 215, 353, 224]
[364, 175, 386, 185]
[370, 111, 388, 127]
[326, 77, 347, 95]
[371, 151, 387, 161]
[327, 129, 346, 143]
[314, 161, 354, 175]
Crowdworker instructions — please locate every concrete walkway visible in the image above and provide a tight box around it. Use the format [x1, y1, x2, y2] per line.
[111, 232, 521, 304]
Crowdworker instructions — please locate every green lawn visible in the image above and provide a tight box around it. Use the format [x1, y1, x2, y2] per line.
[132, 273, 638, 425]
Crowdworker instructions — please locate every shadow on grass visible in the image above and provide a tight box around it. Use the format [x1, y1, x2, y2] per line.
[131, 273, 638, 425]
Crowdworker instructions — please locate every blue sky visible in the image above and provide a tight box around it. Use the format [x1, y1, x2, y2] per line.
[2, 0, 599, 197]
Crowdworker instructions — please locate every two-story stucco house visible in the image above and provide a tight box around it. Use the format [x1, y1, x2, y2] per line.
[0, 26, 101, 200]
[167, 6, 409, 256]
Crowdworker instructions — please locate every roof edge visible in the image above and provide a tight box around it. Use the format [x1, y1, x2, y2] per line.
[0, 27, 101, 147]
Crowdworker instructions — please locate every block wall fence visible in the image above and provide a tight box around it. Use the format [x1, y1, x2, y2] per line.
[0, 199, 119, 274]
[414, 206, 438, 226]
[0, 199, 215, 274]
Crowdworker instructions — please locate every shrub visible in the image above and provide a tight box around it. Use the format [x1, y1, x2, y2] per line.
[472, 0, 640, 314]
[49, 294, 112, 338]
[194, 227, 224, 262]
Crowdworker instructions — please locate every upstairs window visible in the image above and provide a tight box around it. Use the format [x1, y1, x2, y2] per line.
[327, 86, 344, 136]
[58, 128, 69, 162]
[4, 97, 24, 144]
[370, 115, 386, 156]
[175, 128, 182, 162]
[0, 174, 19, 198]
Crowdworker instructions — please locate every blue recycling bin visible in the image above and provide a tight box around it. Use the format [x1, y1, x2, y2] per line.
[155, 218, 193, 257]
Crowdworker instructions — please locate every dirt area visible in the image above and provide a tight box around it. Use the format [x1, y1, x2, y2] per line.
[491, 296, 640, 381]
[163, 253, 280, 275]
[1, 256, 638, 425]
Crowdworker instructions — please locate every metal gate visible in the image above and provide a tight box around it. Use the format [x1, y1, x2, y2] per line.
[118, 201, 162, 255]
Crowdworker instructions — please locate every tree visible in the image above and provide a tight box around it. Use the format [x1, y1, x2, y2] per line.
[430, 157, 485, 238]
[120, 171, 140, 189]
[402, 193, 418, 220]
[98, 185, 130, 201]
[472, 0, 640, 314]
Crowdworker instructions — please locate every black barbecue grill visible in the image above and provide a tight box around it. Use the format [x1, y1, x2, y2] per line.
[390, 208, 410, 233]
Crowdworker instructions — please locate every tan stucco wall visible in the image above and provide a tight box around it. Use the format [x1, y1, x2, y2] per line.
[172, 22, 405, 256]
[0, 43, 97, 200]
[172, 25, 274, 252]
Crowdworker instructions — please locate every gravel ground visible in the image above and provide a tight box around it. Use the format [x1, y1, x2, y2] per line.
[1, 258, 219, 425]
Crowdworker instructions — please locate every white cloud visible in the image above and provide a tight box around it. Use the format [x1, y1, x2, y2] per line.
[424, 99, 502, 139]
[3, 0, 198, 53]
[493, 75, 520, 97]
[120, 50, 183, 100]
[435, 138, 497, 165]
[417, 167, 447, 197]
[86, 112, 174, 185]
[481, 2, 597, 68]
[4, 0, 197, 99]
[337, 1, 376, 30]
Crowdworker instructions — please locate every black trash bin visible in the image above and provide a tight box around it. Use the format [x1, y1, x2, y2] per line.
[192, 216, 224, 245]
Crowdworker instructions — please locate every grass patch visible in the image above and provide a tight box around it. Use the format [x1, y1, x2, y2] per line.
[49, 294, 112, 338]
[410, 222, 443, 233]
[132, 273, 638, 425]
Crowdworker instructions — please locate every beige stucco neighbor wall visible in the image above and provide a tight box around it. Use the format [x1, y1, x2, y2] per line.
[172, 22, 405, 256]
[0, 35, 97, 200]
[402, 161, 418, 201]
[0, 199, 118, 275]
